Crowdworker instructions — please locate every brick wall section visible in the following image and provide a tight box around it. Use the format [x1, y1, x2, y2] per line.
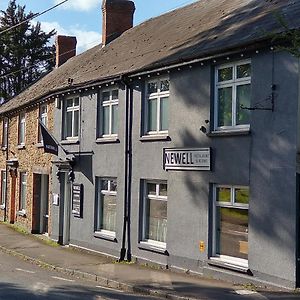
[0, 100, 54, 234]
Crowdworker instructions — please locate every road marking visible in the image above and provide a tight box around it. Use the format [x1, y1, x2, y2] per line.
[96, 286, 124, 293]
[51, 276, 75, 282]
[235, 290, 258, 295]
[16, 268, 35, 274]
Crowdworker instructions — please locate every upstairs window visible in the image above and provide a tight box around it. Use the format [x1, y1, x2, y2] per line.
[98, 89, 119, 138]
[2, 118, 8, 148]
[63, 97, 79, 140]
[18, 112, 26, 145]
[144, 78, 169, 135]
[215, 61, 251, 130]
[38, 104, 48, 143]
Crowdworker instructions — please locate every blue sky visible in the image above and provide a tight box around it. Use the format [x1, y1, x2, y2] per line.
[0, 0, 197, 52]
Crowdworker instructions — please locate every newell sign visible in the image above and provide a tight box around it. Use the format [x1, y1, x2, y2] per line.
[163, 148, 211, 171]
[72, 184, 83, 218]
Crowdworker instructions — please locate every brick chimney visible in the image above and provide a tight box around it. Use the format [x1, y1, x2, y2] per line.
[102, 0, 135, 46]
[55, 35, 77, 68]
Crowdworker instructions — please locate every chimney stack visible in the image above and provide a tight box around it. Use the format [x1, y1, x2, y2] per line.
[55, 35, 77, 68]
[102, 0, 135, 46]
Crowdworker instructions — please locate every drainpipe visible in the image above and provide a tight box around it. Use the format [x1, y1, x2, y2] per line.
[4, 116, 9, 222]
[119, 76, 132, 262]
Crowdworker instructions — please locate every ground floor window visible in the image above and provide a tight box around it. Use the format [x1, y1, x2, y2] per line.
[0, 170, 6, 207]
[95, 178, 117, 236]
[141, 180, 168, 248]
[19, 172, 27, 212]
[213, 185, 249, 264]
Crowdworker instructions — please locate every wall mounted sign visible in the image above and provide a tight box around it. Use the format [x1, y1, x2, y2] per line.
[72, 183, 83, 218]
[163, 148, 211, 171]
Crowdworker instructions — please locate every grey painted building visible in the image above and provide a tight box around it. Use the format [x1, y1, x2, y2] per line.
[3, 0, 300, 289]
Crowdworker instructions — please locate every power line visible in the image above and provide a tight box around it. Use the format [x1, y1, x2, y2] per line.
[0, 0, 69, 35]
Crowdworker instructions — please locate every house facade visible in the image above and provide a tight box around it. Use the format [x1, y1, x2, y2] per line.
[1, 0, 300, 289]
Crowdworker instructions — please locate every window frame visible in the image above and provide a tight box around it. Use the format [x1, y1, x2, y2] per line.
[214, 60, 251, 131]
[18, 112, 26, 145]
[141, 180, 168, 249]
[212, 184, 249, 267]
[2, 118, 8, 148]
[0, 170, 6, 208]
[19, 172, 27, 212]
[144, 77, 170, 136]
[95, 177, 117, 238]
[63, 96, 80, 140]
[38, 103, 48, 143]
[97, 88, 119, 138]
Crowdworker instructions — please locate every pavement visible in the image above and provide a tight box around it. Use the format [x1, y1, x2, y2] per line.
[0, 222, 299, 300]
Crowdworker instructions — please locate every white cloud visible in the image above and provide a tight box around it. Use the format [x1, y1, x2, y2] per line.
[54, 0, 100, 12]
[37, 21, 101, 53]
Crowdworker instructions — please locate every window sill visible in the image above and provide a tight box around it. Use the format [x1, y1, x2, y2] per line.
[61, 139, 79, 145]
[0, 204, 5, 210]
[138, 242, 169, 255]
[208, 257, 250, 274]
[35, 143, 44, 148]
[207, 128, 250, 137]
[17, 210, 26, 217]
[17, 144, 25, 150]
[94, 231, 117, 242]
[140, 135, 171, 142]
[96, 137, 120, 144]
[1, 147, 7, 151]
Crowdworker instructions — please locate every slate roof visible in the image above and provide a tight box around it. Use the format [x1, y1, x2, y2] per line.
[1, 0, 300, 114]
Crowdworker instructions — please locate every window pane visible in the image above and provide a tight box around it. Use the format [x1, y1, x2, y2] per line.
[102, 106, 110, 135]
[218, 87, 232, 127]
[218, 67, 233, 82]
[147, 183, 156, 195]
[40, 105, 47, 114]
[159, 184, 167, 196]
[216, 187, 231, 202]
[112, 104, 118, 134]
[1, 171, 6, 205]
[101, 180, 109, 191]
[101, 194, 116, 232]
[20, 173, 27, 210]
[73, 110, 79, 137]
[160, 80, 169, 92]
[216, 207, 248, 260]
[74, 97, 79, 107]
[110, 179, 117, 192]
[160, 97, 169, 131]
[145, 199, 167, 243]
[148, 99, 157, 131]
[235, 188, 249, 205]
[148, 82, 158, 94]
[66, 111, 73, 137]
[112, 90, 118, 100]
[102, 91, 110, 102]
[236, 84, 251, 125]
[66, 99, 73, 108]
[237, 63, 251, 78]
[19, 123, 25, 144]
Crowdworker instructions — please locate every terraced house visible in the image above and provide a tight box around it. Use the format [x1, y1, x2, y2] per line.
[2, 0, 300, 289]
[0, 35, 77, 236]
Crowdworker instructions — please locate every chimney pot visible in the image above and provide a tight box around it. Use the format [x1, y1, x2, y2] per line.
[55, 35, 77, 68]
[102, 0, 135, 46]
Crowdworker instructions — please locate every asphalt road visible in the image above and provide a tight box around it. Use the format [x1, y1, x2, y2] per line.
[0, 251, 162, 300]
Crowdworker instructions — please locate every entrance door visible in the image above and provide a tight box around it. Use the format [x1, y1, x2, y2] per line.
[58, 173, 71, 245]
[32, 174, 49, 234]
[9, 173, 16, 224]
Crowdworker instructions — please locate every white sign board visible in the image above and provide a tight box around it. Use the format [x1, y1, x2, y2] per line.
[163, 148, 211, 171]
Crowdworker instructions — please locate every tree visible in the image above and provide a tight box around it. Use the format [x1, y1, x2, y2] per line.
[0, 0, 56, 103]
